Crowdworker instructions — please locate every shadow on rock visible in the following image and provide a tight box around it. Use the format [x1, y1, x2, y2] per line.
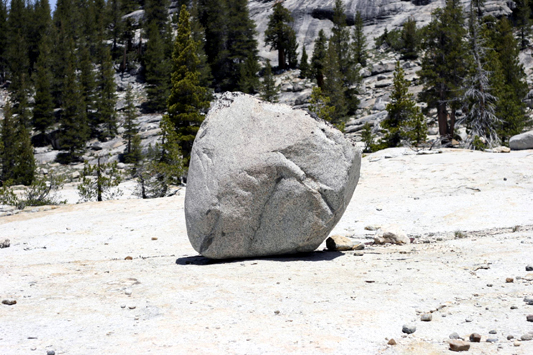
[175, 250, 345, 266]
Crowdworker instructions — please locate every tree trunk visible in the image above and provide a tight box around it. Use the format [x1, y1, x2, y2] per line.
[97, 157, 102, 202]
[437, 101, 448, 137]
[449, 109, 456, 140]
[278, 48, 286, 70]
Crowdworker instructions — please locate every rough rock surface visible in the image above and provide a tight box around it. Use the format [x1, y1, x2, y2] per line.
[249, 0, 513, 63]
[185, 92, 361, 259]
[374, 224, 410, 245]
[510, 130, 533, 150]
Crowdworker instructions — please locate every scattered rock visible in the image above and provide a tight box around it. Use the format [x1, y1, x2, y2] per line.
[449, 340, 470, 352]
[387, 338, 396, 345]
[511, 305, 518, 309]
[364, 225, 380, 231]
[469, 333, 481, 342]
[521, 334, 533, 341]
[326, 235, 364, 251]
[374, 225, 410, 245]
[526, 265, 533, 271]
[506, 277, 514, 283]
[489, 330, 497, 334]
[465, 318, 473, 323]
[514, 340, 521, 346]
[450, 332, 461, 340]
[0, 239, 10, 248]
[486, 338, 498, 343]
[524, 295, 533, 305]
[524, 273, 533, 281]
[47, 350, 55, 355]
[2, 299, 16, 306]
[420, 313, 432, 322]
[527, 314, 533, 322]
[124, 256, 133, 260]
[125, 289, 132, 296]
[128, 305, 136, 309]
[510, 130, 533, 150]
[490, 146, 511, 153]
[151, 237, 158, 241]
[402, 324, 416, 334]
[507, 335, 514, 340]
[185, 93, 361, 259]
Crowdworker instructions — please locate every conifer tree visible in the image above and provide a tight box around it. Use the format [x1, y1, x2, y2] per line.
[352, 11, 367, 67]
[28, 0, 53, 72]
[265, 1, 297, 70]
[13, 121, 36, 186]
[260, 59, 280, 103]
[323, 39, 348, 128]
[460, 9, 499, 148]
[311, 29, 328, 88]
[238, 53, 261, 94]
[79, 43, 98, 134]
[227, 0, 261, 91]
[331, 0, 353, 78]
[33, 34, 55, 135]
[95, 45, 118, 139]
[0, 102, 16, 184]
[58, 50, 89, 163]
[144, 21, 171, 112]
[383, 62, 426, 147]
[123, 85, 142, 164]
[107, 0, 124, 57]
[419, 0, 467, 140]
[401, 17, 419, 60]
[144, 0, 170, 31]
[299, 46, 310, 79]
[6, 0, 30, 96]
[308, 87, 335, 125]
[190, 0, 212, 88]
[515, 0, 531, 49]
[167, 5, 210, 164]
[0, 0, 7, 83]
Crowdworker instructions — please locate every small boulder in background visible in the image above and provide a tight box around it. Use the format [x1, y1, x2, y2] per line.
[374, 225, 410, 245]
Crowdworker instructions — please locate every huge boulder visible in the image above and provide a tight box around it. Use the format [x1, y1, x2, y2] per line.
[185, 92, 361, 259]
[510, 130, 533, 150]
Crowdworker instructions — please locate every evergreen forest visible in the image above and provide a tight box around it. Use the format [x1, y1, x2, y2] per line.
[0, 0, 532, 199]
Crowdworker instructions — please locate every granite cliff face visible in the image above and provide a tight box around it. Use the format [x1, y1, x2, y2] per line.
[248, 0, 514, 64]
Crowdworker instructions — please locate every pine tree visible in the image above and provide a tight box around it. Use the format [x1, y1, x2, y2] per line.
[1, 102, 16, 184]
[107, 0, 124, 57]
[308, 87, 336, 126]
[58, 50, 89, 163]
[323, 39, 347, 128]
[383, 62, 426, 147]
[28, 0, 53, 72]
[401, 17, 419, 60]
[515, 0, 531, 49]
[227, 0, 261, 91]
[472, 0, 485, 18]
[144, 0, 170, 31]
[33, 33, 55, 135]
[238, 53, 261, 94]
[123, 85, 142, 164]
[459, 9, 499, 148]
[260, 59, 280, 103]
[0, 0, 7, 83]
[264, 1, 297, 70]
[95, 45, 118, 139]
[311, 29, 328, 88]
[190, 0, 212, 88]
[6, 0, 30, 96]
[419, 0, 467, 140]
[352, 11, 367, 67]
[299, 46, 310, 79]
[167, 5, 210, 164]
[77, 157, 123, 202]
[13, 121, 36, 186]
[79, 43, 98, 135]
[144, 21, 171, 112]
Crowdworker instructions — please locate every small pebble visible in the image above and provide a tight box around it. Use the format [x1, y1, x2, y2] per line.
[125, 288, 132, 296]
[47, 351, 55, 355]
[387, 338, 396, 345]
[274, 310, 280, 315]
[524, 295, 533, 304]
[489, 330, 497, 334]
[128, 305, 136, 310]
[2, 299, 16, 306]
[124, 256, 133, 260]
[527, 314, 533, 322]
[514, 340, 520, 346]
[449, 332, 461, 340]
[521, 334, 533, 341]
[449, 339, 470, 352]
[465, 318, 473, 323]
[151, 237, 158, 241]
[511, 306, 518, 310]
[506, 277, 514, 283]
[526, 265, 533, 271]
[507, 335, 514, 340]
[420, 313, 432, 322]
[486, 283, 493, 287]
[486, 338, 498, 343]
[469, 333, 481, 342]
[120, 305, 126, 309]
[402, 324, 416, 334]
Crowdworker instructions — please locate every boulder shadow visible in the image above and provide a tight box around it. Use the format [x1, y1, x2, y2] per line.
[175, 250, 345, 266]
